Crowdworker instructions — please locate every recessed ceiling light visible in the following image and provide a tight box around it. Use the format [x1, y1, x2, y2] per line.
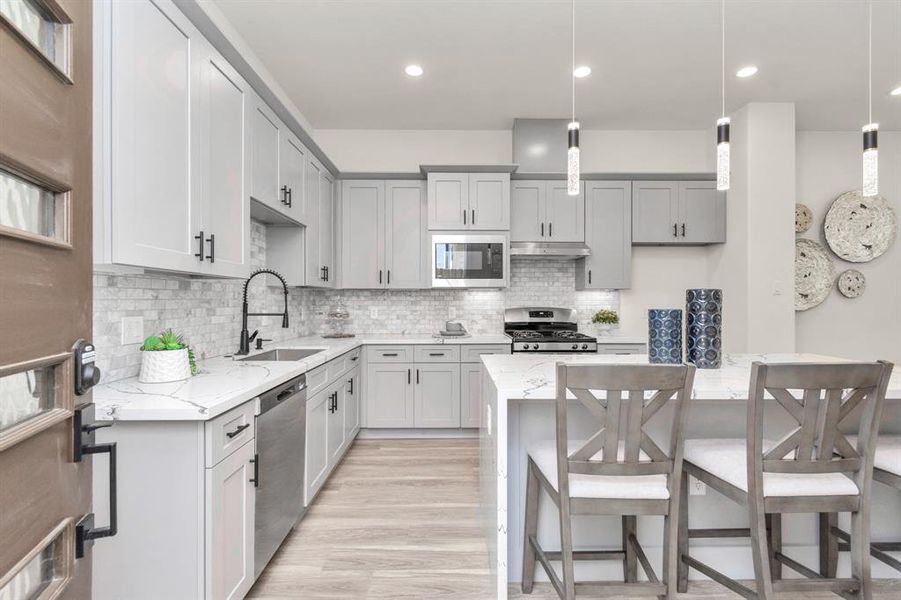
[890, 85, 901, 96]
[573, 65, 592, 78]
[404, 64, 423, 77]
[736, 65, 758, 78]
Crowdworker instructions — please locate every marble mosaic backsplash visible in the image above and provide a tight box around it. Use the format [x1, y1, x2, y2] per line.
[93, 222, 618, 382]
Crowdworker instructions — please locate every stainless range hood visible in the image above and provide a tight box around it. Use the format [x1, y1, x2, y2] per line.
[510, 241, 590, 259]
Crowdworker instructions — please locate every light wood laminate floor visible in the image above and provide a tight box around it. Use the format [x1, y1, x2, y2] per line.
[248, 439, 900, 599]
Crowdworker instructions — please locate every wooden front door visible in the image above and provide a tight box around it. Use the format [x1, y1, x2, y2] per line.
[0, 1, 101, 598]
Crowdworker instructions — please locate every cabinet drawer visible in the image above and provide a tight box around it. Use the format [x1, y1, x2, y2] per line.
[460, 344, 511, 363]
[205, 401, 255, 467]
[328, 347, 362, 380]
[306, 363, 329, 397]
[596, 344, 647, 355]
[414, 345, 460, 363]
[367, 345, 414, 363]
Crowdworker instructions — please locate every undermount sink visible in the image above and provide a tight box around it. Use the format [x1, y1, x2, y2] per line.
[238, 348, 325, 362]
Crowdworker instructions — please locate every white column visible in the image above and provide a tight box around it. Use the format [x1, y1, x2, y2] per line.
[708, 103, 796, 353]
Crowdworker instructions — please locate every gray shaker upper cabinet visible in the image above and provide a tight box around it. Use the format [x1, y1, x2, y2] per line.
[632, 180, 725, 245]
[511, 181, 584, 242]
[427, 173, 509, 230]
[250, 97, 282, 211]
[576, 181, 631, 290]
[341, 180, 426, 289]
[280, 133, 306, 223]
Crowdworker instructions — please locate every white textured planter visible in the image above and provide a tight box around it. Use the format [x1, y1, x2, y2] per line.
[595, 323, 618, 337]
[139, 348, 192, 383]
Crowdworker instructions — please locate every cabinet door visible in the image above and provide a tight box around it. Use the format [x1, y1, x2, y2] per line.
[305, 389, 329, 504]
[365, 364, 414, 428]
[205, 440, 255, 600]
[546, 181, 585, 242]
[111, 0, 204, 273]
[579, 181, 632, 290]
[200, 47, 250, 278]
[250, 100, 281, 210]
[678, 181, 726, 244]
[427, 173, 468, 229]
[469, 173, 510, 230]
[460, 363, 483, 428]
[327, 383, 345, 466]
[343, 368, 361, 445]
[385, 181, 426, 288]
[632, 181, 678, 243]
[414, 364, 461, 428]
[304, 156, 322, 285]
[281, 134, 306, 223]
[319, 174, 336, 287]
[341, 180, 384, 288]
[510, 180, 546, 242]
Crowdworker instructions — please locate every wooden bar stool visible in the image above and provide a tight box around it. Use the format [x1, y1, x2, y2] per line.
[521, 362, 696, 600]
[820, 435, 901, 575]
[677, 361, 893, 600]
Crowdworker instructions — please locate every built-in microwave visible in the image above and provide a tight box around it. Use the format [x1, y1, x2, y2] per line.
[431, 234, 507, 288]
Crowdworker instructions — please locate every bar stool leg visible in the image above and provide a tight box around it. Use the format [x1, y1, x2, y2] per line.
[748, 498, 775, 599]
[622, 515, 637, 582]
[766, 513, 782, 580]
[663, 468, 684, 600]
[850, 505, 873, 600]
[521, 459, 540, 593]
[819, 512, 839, 577]
[676, 470, 689, 593]
[559, 495, 576, 599]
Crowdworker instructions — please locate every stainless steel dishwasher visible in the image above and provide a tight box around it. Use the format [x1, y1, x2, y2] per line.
[254, 374, 306, 577]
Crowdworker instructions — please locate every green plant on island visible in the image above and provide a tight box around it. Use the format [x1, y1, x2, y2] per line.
[141, 329, 198, 375]
[591, 309, 619, 325]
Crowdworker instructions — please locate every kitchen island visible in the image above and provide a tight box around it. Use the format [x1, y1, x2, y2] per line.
[479, 353, 901, 598]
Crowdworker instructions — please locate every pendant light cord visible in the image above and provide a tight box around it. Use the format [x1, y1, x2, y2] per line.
[572, 0, 575, 122]
[721, 0, 726, 118]
[868, 0, 873, 123]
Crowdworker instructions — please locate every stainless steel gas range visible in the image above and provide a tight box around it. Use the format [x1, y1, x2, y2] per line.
[504, 307, 597, 353]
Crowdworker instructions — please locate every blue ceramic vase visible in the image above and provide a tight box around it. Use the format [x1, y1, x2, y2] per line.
[685, 288, 723, 369]
[648, 309, 683, 364]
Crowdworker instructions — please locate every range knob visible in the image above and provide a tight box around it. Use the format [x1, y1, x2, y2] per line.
[521, 343, 529, 350]
[581, 344, 588, 350]
[571, 344, 578, 350]
[531, 344, 539, 350]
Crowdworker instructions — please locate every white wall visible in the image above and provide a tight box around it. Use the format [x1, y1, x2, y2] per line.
[795, 131, 901, 364]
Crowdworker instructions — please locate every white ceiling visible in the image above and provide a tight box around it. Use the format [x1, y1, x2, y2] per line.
[212, 0, 901, 131]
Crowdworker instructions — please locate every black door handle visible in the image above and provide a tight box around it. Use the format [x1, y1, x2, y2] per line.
[281, 185, 289, 205]
[347, 378, 353, 394]
[387, 270, 390, 285]
[205, 233, 215, 263]
[226, 423, 250, 438]
[408, 369, 411, 384]
[325, 266, 329, 282]
[588, 270, 592, 285]
[416, 368, 420, 384]
[287, 187, 293, 208]
[463, 209, 467, 225]
[471, 209, 475, 225]
[76, 441, 118, 558]
[673, 223, 678, 237]
[379, 269, 382, 284]
[540, 222, 544, 237]
[195, 230, 204, 262]
[548, 222, 552, 237]
[681, 223, 686, 237]
[249, 454, 259, 487]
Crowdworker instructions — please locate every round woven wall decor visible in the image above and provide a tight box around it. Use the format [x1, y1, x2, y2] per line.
[795, 204, 813, 233]
[824, 191, 896, 262]
[795, 239, 834, 311]
[837, 269, 866, 298]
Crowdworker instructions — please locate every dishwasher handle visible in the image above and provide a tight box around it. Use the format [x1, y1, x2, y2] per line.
[259, 375, 306, 415]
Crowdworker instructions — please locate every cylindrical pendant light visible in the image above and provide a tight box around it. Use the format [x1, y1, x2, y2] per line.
[566, 0, 580, 196]
[716, 0, 730, 191]
[862, 1, 878, 197]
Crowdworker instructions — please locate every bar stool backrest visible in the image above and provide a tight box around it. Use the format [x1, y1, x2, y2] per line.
[554, 363, 696, 496]
[747, 361, 893, 490]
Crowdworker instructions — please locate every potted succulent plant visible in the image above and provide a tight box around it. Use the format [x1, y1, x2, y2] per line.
[591, 309, 619, 337]
[138, 329, 198, 383]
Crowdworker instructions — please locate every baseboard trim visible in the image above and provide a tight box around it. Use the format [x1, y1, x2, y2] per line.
[357, 428, 479, 440]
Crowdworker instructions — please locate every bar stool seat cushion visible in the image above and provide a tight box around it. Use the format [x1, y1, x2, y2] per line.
[684, 439, 859, 497]
[528, 440, 670, 500]
[848, 435, 901, 476]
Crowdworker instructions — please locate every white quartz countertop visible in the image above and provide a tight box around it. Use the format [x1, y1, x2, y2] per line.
[482, 353, 901, 401]
[93, 333, 511, 421]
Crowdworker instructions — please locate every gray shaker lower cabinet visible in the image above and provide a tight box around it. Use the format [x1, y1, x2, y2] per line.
[576, 181, 632, 290]
[460, 363, 483, 428]
[305, 388, 330, 503]
[413, 363, 461, 427]
[92, 402, 257, 600]
[365, 363, 415, 427]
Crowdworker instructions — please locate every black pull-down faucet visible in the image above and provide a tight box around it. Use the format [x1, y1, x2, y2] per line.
[237, 268, 290, 355]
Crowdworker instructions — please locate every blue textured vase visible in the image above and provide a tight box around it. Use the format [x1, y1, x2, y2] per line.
[685, 288, 723, 369]
[648, 309, 683, 364]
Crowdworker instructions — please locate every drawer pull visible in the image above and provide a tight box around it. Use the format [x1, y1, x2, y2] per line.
[382, 353, 398, 357]
[226, 423, 250, 439]
[351, 355, 359, 361]
[428, 353, 445, 357]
